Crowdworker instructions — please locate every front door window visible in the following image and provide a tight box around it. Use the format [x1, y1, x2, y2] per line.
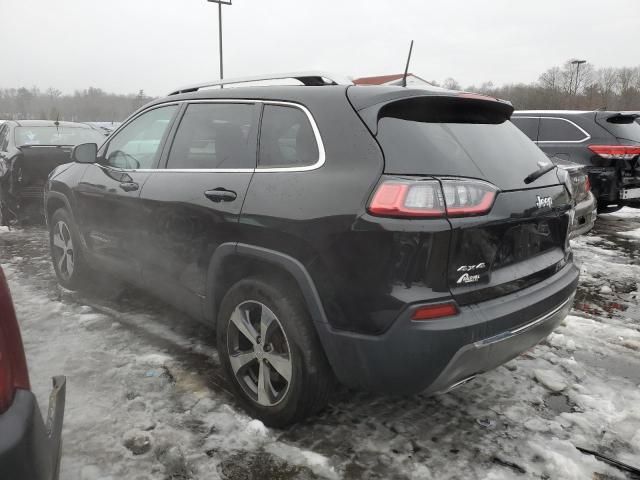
[104, 105, 178, 169]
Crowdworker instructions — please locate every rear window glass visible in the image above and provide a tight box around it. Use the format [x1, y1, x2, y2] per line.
[258, 105, 319, 168]
[15, 126, 105, 146]
[377, 115, 553, 190]
[538, 118, 588, 142]
[601, 115, 640, 142]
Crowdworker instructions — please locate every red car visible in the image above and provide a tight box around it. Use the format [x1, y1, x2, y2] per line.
[0, 266, 66, 479]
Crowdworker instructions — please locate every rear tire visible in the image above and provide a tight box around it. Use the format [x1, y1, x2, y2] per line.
[49, 208, 92, 290]
[217, 275, 333, 427]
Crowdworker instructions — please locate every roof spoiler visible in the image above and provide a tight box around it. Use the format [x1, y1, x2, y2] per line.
[596, 111, 640, 124]
[168, 71, 353, 95]
[355, 94, 514, 135]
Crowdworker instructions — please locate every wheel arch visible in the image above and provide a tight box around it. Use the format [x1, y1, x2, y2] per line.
[45, 191, 72, 226]
[205, 243, 330, 329]
[45, 191, 90, 252]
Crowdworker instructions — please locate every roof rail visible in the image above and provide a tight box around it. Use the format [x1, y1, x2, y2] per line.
[168, 71, 352, 95]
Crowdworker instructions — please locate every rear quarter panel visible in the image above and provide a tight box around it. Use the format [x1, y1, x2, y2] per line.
[240, 92, 394, 333]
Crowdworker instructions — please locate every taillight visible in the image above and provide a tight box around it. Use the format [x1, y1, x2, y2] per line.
[0, 268, 30, 413]
[412, 302, 459, 320]
[368, 180, 445, 217]
[588, 145, 640, 160]
[368, 178, 497, 218]
[584, 176, 591, 193]
[440, 178, 498, 217]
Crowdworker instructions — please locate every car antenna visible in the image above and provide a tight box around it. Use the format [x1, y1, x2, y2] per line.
[401, 40, 414, 87]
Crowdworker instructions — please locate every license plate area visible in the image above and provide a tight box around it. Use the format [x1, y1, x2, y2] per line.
[621, 188, 640, 200]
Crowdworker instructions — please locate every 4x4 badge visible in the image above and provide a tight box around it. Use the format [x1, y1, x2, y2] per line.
[536, 196, 553, 208]
[457, 262, 486, 272]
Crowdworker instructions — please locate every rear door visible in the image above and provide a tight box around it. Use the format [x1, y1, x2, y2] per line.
[137, 101, 259, 319]
[372, 96, 573, 306]
[536, 116, 590, 163]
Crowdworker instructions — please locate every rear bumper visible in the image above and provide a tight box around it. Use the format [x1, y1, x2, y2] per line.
[426, 295, 572, 394]
[589, 167, 640, 206]
[0, 376, 66, 480]
[316, 263, 578, 395]
[570, 192, 597, 238]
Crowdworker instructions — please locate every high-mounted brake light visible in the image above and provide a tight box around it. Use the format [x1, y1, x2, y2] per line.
[368, 178, 498, 218]
[458, 92, 499, 102]
[0, 268, 30, 413]
[412, 302, 459, 320]
[588, 145, 640, 160]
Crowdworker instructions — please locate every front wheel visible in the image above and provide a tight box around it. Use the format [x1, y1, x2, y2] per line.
[217, 276, 333, 427]
[49, 208, 92, 290]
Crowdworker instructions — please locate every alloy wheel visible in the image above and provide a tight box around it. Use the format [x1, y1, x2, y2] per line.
[52, 221, 74, 280]
[227, 300, 292, 407]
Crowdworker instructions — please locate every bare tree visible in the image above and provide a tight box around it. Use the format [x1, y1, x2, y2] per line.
[539, 66, 562, 92]
[574, 63, 594, 96]
[443, 78, 461, 90]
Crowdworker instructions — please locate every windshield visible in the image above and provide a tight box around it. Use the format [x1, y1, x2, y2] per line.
[15, 126, 105, 147]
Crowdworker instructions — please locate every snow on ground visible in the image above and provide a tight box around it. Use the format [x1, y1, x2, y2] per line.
[1, 210, 640, 479]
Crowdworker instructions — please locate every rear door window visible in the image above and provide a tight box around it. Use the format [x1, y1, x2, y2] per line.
[166, 103, 257, 169]
[510, 117, 539, 141]
[258, 105, 319, 168]
[538, 118, 589, 142]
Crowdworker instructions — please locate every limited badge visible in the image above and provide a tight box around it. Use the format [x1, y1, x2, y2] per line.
[457, 273, 480, 284]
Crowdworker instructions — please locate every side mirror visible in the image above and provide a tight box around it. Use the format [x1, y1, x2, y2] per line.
[71, 143, 97, 164]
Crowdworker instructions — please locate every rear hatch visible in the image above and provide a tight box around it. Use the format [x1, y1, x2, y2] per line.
[13, 145, 73, 199]
[595, 112, 640, 144]
[353, 92, 573, 306]
[592, 112, 640, 192]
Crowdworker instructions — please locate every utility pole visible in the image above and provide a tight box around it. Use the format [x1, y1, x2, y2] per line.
[207, 0, 232, 86]
[571, 59, 587, 96]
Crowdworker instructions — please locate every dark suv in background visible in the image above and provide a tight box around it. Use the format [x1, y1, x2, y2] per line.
[0, 120, 106, 225]
[512, 111, 640, 212]
[45, 73, 578, 426]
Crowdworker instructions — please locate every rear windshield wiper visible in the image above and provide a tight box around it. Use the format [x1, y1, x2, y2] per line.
[524, 162, 557, 184]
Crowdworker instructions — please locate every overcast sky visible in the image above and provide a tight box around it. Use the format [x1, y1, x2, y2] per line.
[2, 0, 639, 96]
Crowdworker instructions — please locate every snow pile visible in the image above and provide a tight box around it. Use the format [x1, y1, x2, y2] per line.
[533, 368, 568, 392]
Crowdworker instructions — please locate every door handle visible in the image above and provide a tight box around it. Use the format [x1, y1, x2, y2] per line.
[204, 188, 237, 202]
[119, 182, 139, 192]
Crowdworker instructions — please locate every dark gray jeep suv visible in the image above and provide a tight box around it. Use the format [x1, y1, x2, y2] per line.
[45, 73, 579, 426]
[512, 110, 640, 212]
